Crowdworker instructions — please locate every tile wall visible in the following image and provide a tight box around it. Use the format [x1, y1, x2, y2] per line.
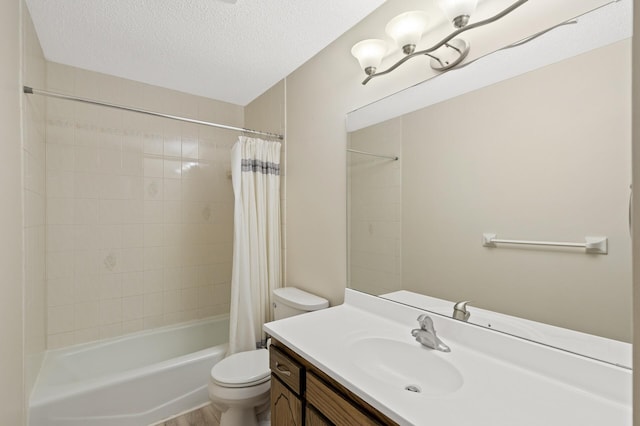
[348, 117, 402, 295]
[45, 63, 243, 348]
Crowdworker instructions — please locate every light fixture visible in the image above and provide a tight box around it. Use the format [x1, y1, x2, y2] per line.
[385, 11, 429, 55]
[437, 0, 478, 28]
[351, 0, 529, 85]
[350, 39, 388, 76]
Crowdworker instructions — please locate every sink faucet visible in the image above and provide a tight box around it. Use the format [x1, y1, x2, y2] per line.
[452, 301, 471, 322]
[411, 314, 450, 352]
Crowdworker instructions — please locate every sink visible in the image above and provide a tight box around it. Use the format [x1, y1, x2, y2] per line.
[348, 337, 463, 396]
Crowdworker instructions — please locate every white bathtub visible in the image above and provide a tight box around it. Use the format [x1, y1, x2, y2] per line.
[29, 316, 229, 426]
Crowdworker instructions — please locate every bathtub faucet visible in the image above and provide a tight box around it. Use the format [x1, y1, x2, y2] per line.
[411, 314, 450, 352]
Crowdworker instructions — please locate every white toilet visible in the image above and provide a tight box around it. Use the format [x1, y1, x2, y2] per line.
[208, 287, 329, 426]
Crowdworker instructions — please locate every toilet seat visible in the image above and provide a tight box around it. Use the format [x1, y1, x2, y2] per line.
[211, 349, 270, 388]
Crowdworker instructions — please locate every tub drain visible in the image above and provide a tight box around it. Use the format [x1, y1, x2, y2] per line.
[405, 384, 421, 393]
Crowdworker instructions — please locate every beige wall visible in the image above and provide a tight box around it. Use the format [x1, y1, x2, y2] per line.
[22, 0, 46, 403]
[244, 80, 285, 138]
[1, 0, 24, 424]
[399, 40, 631, 341]
[44, 63, 243, 348]
[284, 2, 425, 304]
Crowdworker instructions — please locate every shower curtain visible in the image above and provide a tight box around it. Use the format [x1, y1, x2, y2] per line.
[228, 136, 282, 355]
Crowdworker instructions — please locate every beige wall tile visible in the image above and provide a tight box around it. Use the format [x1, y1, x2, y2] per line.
[74, 302, 100, 329]
[122, 319, 144, 335]
[144, 292, 164, 317]
[99, 299, 123, 325]
[47, 278, 75, 307]
[47, 306, 74, 334]
[73, 327, 100, 345]
[48, 332, 75, 350]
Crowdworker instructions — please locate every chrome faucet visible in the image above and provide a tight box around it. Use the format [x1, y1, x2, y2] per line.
[411, 314, 450, 352]
[452, 301, 471, 322]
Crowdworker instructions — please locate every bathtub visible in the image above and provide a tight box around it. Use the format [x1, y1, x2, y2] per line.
[29, 315, 229, 426]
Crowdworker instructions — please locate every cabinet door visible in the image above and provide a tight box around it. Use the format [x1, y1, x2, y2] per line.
[306, 406, 333, 426]
[271, 375, 303, 426]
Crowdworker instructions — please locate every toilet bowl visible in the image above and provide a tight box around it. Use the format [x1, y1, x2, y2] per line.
[209, 287, 329, 426]
[208, 349, 270, 426]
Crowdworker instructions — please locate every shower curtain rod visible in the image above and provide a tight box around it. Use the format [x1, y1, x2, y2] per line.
[23, 86, 284, 140]
[347, 148, 398, 161]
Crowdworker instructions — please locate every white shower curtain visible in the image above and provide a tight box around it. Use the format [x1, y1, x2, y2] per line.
[228, 136, 282, 355]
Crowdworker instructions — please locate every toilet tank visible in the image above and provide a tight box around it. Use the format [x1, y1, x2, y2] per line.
[272, 287, 329, 320]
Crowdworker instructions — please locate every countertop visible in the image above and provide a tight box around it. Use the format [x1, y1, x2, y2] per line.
[264, 289, 631, 426]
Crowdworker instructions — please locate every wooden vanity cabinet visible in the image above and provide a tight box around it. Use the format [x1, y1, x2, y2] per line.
[270, 344, 304, 425]
[271, 374, 303, 425]
[269, 340, 398, 426]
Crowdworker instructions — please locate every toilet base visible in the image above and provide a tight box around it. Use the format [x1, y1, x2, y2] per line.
[219, 406, 258, 426]
[214, 397, 269, 426]
[209, 379, 270, 426]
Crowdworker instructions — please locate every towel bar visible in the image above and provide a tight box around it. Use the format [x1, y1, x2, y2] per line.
[482, 233, 608, 254]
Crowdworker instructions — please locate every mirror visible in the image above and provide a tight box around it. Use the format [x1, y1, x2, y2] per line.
[347, 1, 632, 366]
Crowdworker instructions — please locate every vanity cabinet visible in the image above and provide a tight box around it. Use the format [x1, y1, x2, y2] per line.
[270, 344, 304, 425]
[271, 374, 303, 425]
[269, 341, 397, 426]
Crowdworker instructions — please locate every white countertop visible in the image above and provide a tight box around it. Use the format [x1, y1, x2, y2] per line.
[381, 290, 632, 369]
[264, 289, 631, 426]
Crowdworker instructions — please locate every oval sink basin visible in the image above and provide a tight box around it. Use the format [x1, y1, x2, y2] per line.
[349, 337, 463, 396]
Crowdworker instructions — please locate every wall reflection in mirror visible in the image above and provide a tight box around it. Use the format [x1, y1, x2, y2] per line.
[347, 29, 632, 363]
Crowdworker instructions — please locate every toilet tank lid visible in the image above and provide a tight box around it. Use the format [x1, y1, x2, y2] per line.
[273, 287, 329, 311]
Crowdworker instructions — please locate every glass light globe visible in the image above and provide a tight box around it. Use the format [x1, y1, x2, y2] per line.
[437, 0, 478, 28]
[351, 39, 388, 75]
[385, 11, 429, 54]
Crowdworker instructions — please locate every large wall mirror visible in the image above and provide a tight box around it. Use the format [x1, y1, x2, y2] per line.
[346, 0, 632, 364]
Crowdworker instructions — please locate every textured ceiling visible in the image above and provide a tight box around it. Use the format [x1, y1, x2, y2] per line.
[25, 0, 386, 105]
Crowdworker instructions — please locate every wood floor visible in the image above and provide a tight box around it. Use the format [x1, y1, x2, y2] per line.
[153, 403, 271, 426]
[154, 404, 220, 426]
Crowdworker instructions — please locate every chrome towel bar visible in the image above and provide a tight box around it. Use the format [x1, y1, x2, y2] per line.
[482, 233, 608, 254]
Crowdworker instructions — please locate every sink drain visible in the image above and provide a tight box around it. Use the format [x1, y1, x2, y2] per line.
[404, 384, 421, 393]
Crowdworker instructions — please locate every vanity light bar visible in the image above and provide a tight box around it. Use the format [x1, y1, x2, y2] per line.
[482, 233, 608, 254]
[357, 0, 529, 85]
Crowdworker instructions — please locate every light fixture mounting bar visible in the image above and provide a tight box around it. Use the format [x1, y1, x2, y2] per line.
[362, 0, 529, 85]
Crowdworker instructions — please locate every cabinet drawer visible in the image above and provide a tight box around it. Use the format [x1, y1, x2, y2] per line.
[270, 345, 303, 394]
[306, 373, 380, 426]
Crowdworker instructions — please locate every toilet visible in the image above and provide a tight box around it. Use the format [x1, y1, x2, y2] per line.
[208, 287, 329, 426]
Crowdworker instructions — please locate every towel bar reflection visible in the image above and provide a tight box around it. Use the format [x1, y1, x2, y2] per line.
[347, 149, 398, 161]
[482, 233, 608, 254]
